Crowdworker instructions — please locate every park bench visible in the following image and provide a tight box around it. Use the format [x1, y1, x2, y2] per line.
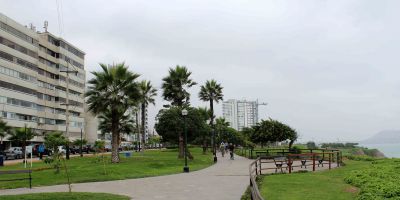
[316, 156, 324, 167]
[0, 169, 32, 189]
[285, 158, 293, 171]
[273, 157, 286, 173]
[300, 156, 307, 168]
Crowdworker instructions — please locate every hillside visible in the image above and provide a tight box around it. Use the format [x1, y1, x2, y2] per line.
[362, 130, 400, 144]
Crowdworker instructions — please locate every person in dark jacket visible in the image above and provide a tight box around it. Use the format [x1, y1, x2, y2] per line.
[229, 143, 235, 160]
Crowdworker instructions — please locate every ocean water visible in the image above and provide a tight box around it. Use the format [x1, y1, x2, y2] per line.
[360, 143, 400, 158]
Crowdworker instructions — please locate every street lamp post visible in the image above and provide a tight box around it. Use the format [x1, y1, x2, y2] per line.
[182, 109, 189, 173]
[80, 128, 83, 157]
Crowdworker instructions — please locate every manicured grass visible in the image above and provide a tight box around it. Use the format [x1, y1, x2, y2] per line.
[1, 192, 130, 200]
[0, 148, 213, 189]
[258, 160, 371, 200]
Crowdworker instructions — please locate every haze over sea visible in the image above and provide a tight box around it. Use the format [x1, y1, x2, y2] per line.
[360, 143, 400, 158]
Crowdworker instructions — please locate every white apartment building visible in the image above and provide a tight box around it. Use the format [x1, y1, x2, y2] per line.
[0, 13, 88, 148]
[222, 99, 259, 131]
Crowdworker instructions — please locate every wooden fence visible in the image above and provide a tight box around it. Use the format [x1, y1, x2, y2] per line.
[247, 149, 342, 200]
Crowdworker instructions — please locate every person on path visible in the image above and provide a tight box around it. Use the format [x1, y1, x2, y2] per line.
[220, 142, 225, 157]
[229, 143, 235, 160]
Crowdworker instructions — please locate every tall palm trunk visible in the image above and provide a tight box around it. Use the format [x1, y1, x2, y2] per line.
[111, 109, 120, 163]
[178, 104, 184, 158]
[136, 111, 140, 152]
[210, 99, 215, 155]
[141, 103, 146, 152]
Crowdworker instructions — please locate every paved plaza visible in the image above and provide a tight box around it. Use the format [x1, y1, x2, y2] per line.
[0, 153, 339, 200]
[0, 154, 252, 200]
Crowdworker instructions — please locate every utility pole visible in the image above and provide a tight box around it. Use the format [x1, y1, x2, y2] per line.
[60, 62, 77, 160]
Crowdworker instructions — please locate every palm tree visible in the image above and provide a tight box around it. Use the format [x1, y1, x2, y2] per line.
[199, 80, 223, 158]
[0, 119, 11, 150]
[161, 65, 197, 158]
[138, 80, 157, 152]
[85, 63, 140, 163]
[8, 126, 36, 160]
[215, 117, 230, 144]
[97, 109, 136, 139]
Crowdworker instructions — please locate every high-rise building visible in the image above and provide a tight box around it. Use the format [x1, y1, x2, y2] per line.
[0, 13, 87, 148]
[222, 99, 259, 131]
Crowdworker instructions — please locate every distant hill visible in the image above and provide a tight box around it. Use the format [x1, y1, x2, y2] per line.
[362, 130, 400, 144]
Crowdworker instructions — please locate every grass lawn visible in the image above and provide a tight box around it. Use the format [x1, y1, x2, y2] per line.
[258, 160, 371, 200]
[1, 192, 129, 200]
[0, 148, 213, 189]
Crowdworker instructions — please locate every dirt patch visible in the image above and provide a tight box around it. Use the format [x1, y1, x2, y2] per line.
[345, 186, 359, 194]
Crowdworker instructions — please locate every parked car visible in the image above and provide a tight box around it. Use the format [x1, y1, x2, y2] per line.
[58, 146, 67, 154]
[4, 147, 23, 160]
[32, 144, 52, 156]
[105, 145, 112, 152]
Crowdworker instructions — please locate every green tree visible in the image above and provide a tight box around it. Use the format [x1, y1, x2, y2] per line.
[8, 126, 36, 158]
[44, 132, 67, 173]
[0, 119, 11, 150]
[147, 135, 161, 148]
[251, 119, 298, 148]
[97, 109, 136, 138]
[161, 65, 197, 158]
[44, 132, 67, 154]
[43, 132, 72, 191]
[197, 107, 212, 154]
[199, 80, 223, 154]
[138, 80, 157, 152]
[306, 141, 317, 149]
[86, 63, 140, 163]
[155, 106, 205, 158]
[73, 139, 88, 147]
[215, 117, 230, 144]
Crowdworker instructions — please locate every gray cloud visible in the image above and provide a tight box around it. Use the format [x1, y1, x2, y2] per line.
[1, 0, 399, 142]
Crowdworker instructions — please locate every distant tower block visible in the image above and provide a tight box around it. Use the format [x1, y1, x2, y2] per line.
[222, 99, 267, 131]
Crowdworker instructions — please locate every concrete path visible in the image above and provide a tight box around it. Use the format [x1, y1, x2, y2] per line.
[0, 154, 252, 200]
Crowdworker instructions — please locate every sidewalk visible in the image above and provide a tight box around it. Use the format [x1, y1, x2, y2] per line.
[0, 154, 252, 200]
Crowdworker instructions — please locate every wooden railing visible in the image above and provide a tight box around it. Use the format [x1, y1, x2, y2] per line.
[249, 158, 264, 200]
[247, 149, 342, 200]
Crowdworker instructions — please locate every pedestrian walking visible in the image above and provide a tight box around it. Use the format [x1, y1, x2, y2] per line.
[229, 143, 235, 160]
[220, 142, 225, 157]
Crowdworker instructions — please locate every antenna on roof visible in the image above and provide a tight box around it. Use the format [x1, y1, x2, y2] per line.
[44, 21, 48, 32]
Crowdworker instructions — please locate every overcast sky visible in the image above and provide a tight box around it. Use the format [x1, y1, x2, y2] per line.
[1, 0, 399, 142]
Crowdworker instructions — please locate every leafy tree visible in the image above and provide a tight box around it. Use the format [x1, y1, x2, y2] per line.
[197, 107, 212, 154]
[94, 140, 106, 153]
[240, 127, 256, 149]
[86, 63, 140, 163]
[0, 119, 11, 150]
[43, 132, 72, 192]
[44, 132, 67, 173]
[155, 106, 205, 158]
[161, 65, 197, 158]
[215, 117, 230, 144]
[147, 135, 161, 148]
[8, 126, 36, 158]
[306, 141, 317, 149]
[73, 139, 88, 146]
[251, 119, 298, 148]
[138, 80, 157, 152]
[44, 132, 67, 154]
[199, 80, 223, 154]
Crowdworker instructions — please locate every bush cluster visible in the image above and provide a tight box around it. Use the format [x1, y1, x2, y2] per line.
[345, 159, 400, 199]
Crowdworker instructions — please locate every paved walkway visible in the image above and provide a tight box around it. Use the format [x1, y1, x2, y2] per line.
[0, 154, 252, 200]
